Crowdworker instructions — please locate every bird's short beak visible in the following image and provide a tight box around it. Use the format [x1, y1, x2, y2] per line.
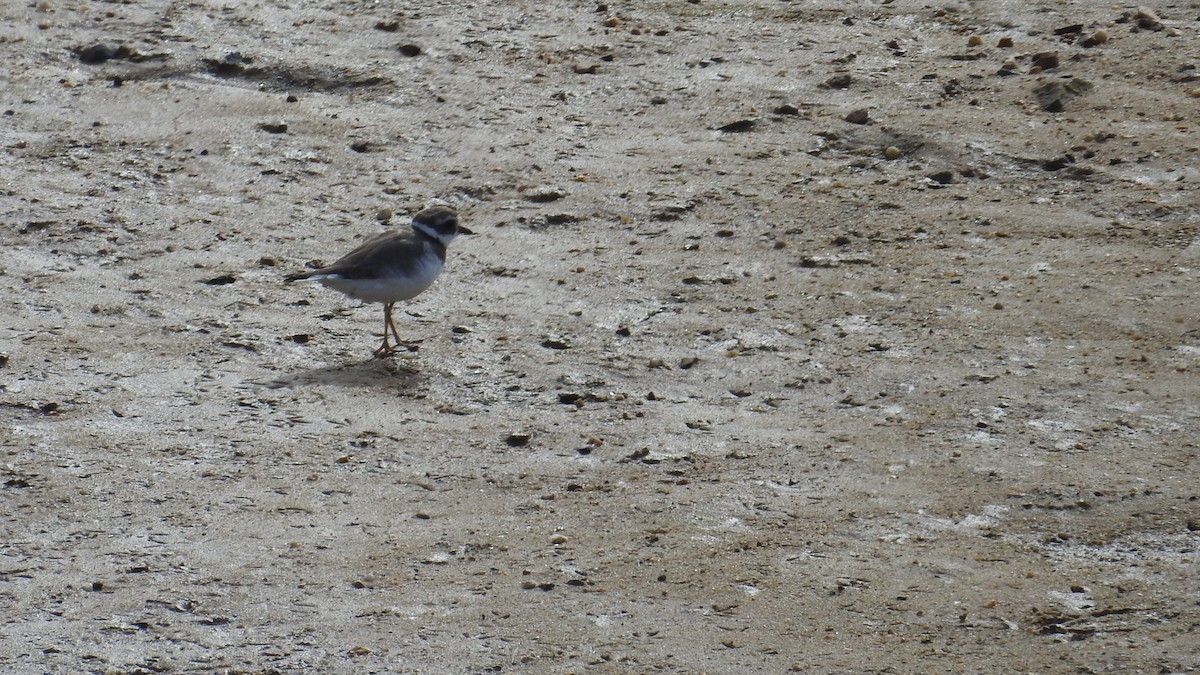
[458, 225, 475, 235]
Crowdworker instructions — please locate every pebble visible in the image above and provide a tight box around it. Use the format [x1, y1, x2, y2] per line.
[504, 433, 532, 447]
[821, 74, 853, 89]
[1030, 51, 1059, 72]
[883, 145, 902, 160]
[967, 35, 982, 47]
[1133, 6, 1164, 31]
[1081, 29, 1109, 47]
[843, 108, 869, 125]
[997, 36, 1014, 48]
[375, 207, 393, 221]
[76, 43, 131, 65]
[523, 186, 567, 202]
[716, 119, 757, 133]
[398, 44, 422, 57]
[1034, 78, 1093, 112]
[927, 170, 955, 185]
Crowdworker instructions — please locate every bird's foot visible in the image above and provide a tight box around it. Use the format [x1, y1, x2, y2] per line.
[373, 339, 420, 358]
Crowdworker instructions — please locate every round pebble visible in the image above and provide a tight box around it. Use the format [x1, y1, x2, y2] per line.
[884, 146, 902, 160]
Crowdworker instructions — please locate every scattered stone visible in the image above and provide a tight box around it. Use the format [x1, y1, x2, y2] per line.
[75, 43, 132, 65]
[375, 20, 401, 32]
[203, 274, 237, 285]
[1030, 51, 1059, 72]
[1041, 154, 1076, 171]
[927, 169, 956, 185]
[523, 186, 567, 202]
[843, 108, 869, 125]
[883, 145, 903, 160]
[258, 122, 288, 134]
[967, 35, 983, 47]
[1131, 6, 1164, 31]
[375, 207, 393, 221]
[573, 62, 599, 74]
[1034, 78, 1094, 112]
[716, 119, 757, 133]
[541, 335, 572, 349]
[997, 36, 1014, 48]
[679, 356, 700, 369]
[1053, 24, 1085, 39]
[821, 74, 853, 89]
[206, 52, 253, 77]
[504, 433, 532, 447]
[1081, 29, 1109, 48]
[398, 44, 422, 57]
[772, 103, 800, 116]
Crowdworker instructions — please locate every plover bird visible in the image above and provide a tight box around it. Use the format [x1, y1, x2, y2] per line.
[285, 205, 473, 357]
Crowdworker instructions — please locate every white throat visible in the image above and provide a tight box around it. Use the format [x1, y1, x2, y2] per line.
[412, 220, 456, 248]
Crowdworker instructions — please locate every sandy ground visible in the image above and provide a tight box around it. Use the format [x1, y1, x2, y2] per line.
[2, 0, 1199, 673]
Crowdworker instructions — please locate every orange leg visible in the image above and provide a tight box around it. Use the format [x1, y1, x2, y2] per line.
[373, 303, 398, 357]
[374, 303, 418, 357]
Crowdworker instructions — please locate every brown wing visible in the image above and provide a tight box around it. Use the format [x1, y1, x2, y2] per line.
[286, 230, 425, 281]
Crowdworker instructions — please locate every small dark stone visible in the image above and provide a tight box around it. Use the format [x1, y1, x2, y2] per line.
[1040, 155, 1075, 171]
[1053, 24, 1084, 37]
[679, 356, 700, 370]
[289, 334, 311, 344]
[258, 122, 288, 134]
[843, 108, 870, 124]
[204, 274, 237, 286]
[716, 119, 757, 133]
[558, 392, 584, 405]
[505, 433, 532, 447]
[349, 141, 371, 153]
[773, 103, 801, 116]
[927, 170, 956, 185]
[398, 44, 422, 57]
[821, 74, 853, 89]
[375, 20, 401, 32]
[77, 44, 128, 65]
[1031, 51, 1059, 71]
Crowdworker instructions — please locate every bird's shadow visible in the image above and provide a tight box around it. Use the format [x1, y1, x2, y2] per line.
[258, 356, 423, 391]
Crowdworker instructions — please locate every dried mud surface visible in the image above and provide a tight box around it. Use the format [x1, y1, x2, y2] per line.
[2, 1, 1198, 673]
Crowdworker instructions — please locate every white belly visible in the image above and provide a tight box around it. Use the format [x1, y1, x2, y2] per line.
[315, 257, 443, 303]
